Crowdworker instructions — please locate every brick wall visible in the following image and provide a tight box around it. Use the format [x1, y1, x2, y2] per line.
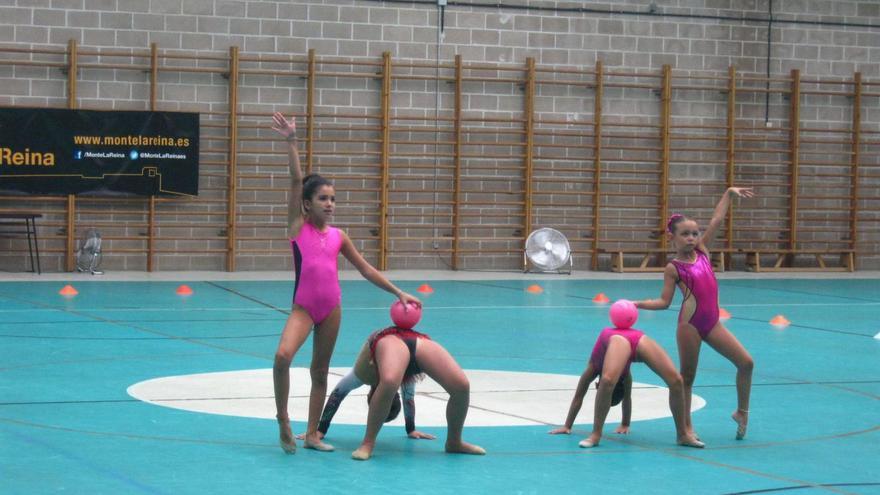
[0, 0, 878, 271]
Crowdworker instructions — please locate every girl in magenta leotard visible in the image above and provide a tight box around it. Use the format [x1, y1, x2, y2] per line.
[270, 113, 421, 454]
[549, 315, 702, 449]
[635, 187, 755, 442]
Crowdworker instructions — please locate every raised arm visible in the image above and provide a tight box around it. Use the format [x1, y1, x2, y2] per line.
[339, 231, 421, 307]
[549, 362, 598, 434]
[635, 264, 678, 311]
[271, 112, 304, 231]
[701, 187, 754, 249]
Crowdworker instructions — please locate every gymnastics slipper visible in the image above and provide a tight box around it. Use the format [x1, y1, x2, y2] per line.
[303, 440, 335, 452]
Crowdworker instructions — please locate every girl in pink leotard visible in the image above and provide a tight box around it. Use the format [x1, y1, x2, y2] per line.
[635, 187, 755, 442]
[270, 113, 421, 454]
[550, 307, 702, 449]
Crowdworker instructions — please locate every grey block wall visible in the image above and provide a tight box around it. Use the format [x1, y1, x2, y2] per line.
[1, 0, 878, 271]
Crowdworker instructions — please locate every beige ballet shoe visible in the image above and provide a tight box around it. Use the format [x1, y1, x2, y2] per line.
[277, 416, 296, 454]
[732, 409, 748, 440]
[678, 437, 705, 449]
[303, 439, 335, 452]
[445, 442, 486, 455]
[351, 447, 371, 461]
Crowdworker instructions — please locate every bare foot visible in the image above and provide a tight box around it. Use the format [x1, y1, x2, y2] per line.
[732, 409, 748, 440]
[445, 440, 486, 455]
[351, 442, 374, 461]
[677, 434, 705, 448]
[578, 433, 601, 448]
[277, 416, 296, 454]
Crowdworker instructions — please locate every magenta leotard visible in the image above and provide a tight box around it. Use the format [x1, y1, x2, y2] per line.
[290, 222, 343, 324]
[670, 249, 719, 338]
[589, 327, 645, 376]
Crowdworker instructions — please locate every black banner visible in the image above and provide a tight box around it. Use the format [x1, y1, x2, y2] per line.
[0, 108, 199, 197]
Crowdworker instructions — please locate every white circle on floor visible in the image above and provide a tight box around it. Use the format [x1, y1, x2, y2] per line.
[127, 368, 705, 427]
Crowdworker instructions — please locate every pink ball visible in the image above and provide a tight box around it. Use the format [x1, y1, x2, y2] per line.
[390, 301, 421, 329]
[609, 299, 638, 329]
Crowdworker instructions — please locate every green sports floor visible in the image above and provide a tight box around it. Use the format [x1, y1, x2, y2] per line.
[1, 275, 878, 494]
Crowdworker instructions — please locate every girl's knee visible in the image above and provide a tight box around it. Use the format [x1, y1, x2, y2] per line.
[680, 369, 697, 385]
[665, 373, 684, 390]
[599, 373, 618, 390]
[446, 375, 470, 396]
[739, 355, 754, 373]
[274, 352, 292, 369]
[374, 380, 401, 399]
[310, 365, 330, 386]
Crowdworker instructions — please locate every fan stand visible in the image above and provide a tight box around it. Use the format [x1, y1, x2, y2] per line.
[523, 252, 573, 275]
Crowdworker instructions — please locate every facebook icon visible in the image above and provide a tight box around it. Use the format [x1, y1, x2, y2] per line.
[74, 150, 82, 159]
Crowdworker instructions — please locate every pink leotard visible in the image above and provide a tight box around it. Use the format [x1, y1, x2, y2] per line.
[290, 222, 342, 324]
[670, 249, 719, 338]
[589, 327, 645, 376]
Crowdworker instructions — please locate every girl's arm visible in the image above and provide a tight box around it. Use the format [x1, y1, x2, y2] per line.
[402, 381, 435, 440]
[615, 374, 633, 434]
[339, 231, 421, 306]
[549, 362, 598, 434]
[271, 112, 305, 233]
[701, 187, 754, 249]
[635, 264, 678, 311]
[316, 370, 364, 437]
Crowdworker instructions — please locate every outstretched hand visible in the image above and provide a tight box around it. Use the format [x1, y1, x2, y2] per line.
[271, 112, 297, 140]
[407, 430, 436, 440]
[728, 187, 754, 199]
[548, 426, 571, 435]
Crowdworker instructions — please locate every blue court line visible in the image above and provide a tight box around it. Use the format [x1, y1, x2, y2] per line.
[721, 315, 875, 338]
[3, 427, 169, 495]
[206, 281, 290, 314]
[723, 282, 880, 303]
[0, 416, 269, 449]
[0, 290, 272, 360]
[0, 333, 278, 340]
[722, 482, 880, 494]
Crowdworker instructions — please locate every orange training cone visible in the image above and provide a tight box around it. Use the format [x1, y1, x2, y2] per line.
[176, 284, 194, 296]
[526, 284, 543, 294]
[592, 292, 610, 304]
[59, 284, 78, 296]
[719, 308, 731, 321]
[769, 315, 790, 328]
[417, 284, 434, 294]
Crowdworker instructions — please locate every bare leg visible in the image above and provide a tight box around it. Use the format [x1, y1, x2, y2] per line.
[302, 306, 341, 451]
[415, 339, 485, 455]
[676, 322, 703, 438]
[582, 336, 630, 448]
[273, 307, 315, 454]
[352, 337, 408, 460]
[636, 337, 703, 448]
[704, 322, 754, 439]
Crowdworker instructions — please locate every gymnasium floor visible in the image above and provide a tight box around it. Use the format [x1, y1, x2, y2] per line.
[1, 270, 878, 494]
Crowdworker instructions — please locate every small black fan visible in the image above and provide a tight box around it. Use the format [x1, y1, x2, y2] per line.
[524, 228, 572, 273]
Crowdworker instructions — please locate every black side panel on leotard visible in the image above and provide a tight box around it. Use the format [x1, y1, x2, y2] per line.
[292, 242, 302, 303]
